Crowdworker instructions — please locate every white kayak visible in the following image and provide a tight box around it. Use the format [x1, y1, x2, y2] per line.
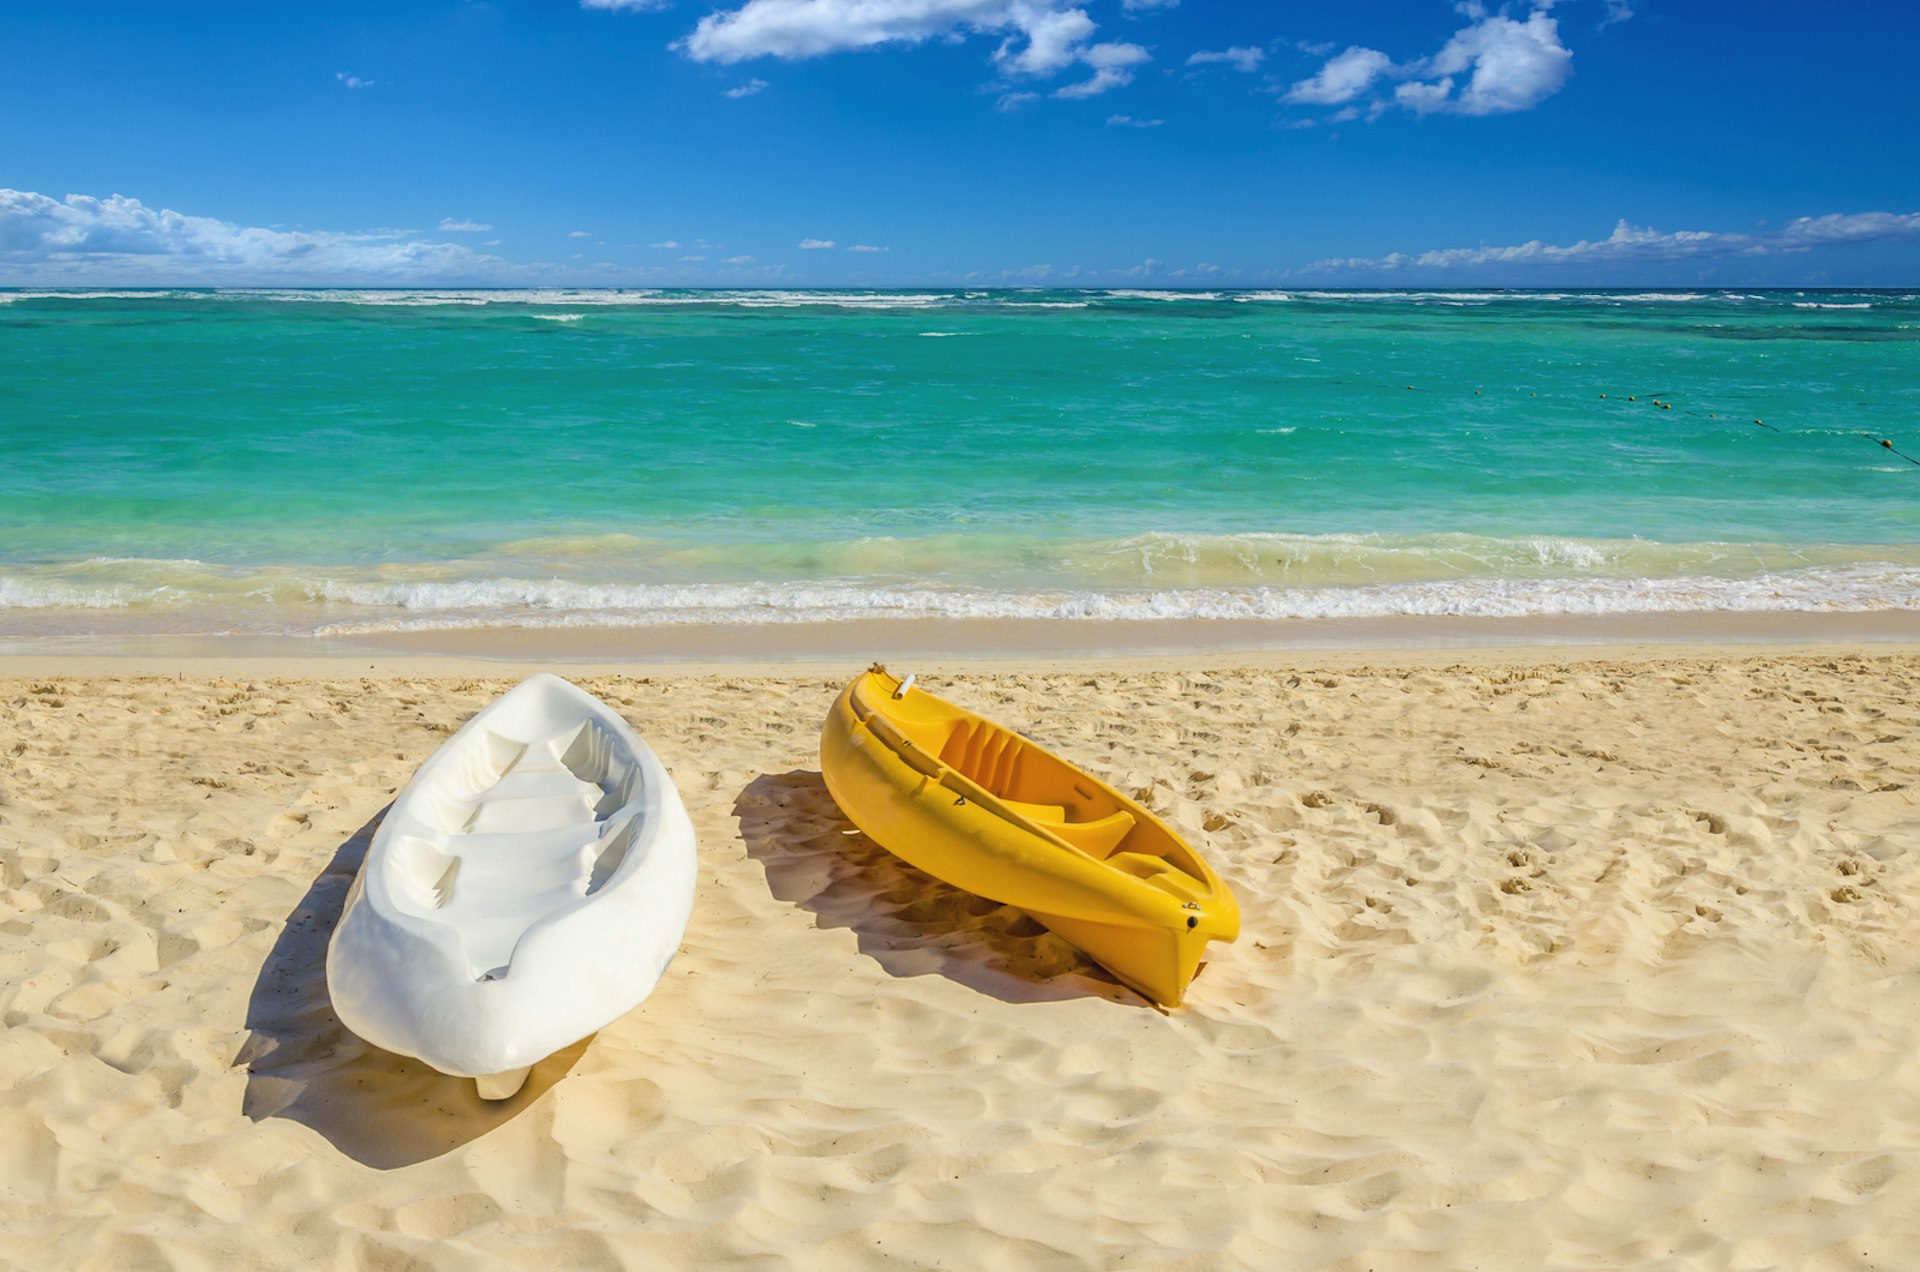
[327, 673, 696, 1099]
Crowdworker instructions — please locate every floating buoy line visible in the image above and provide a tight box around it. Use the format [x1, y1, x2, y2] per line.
[1383, 385, 1918, 471]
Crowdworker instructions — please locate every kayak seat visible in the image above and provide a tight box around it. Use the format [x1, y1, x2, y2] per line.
[1048, 810, 1136, 859]
[1107, 851, 1208, 900]
[1002, 801, 1136, 859]
[1000, 797, 1068, 823]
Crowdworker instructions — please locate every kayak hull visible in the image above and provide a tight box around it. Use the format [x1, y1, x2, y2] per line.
[327, 674, 696, 1096]
[820, 669, 1237, 1006]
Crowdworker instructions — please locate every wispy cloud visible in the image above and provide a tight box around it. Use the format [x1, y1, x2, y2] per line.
[648, 239, 681, 249]
[675, 0, 1150, 100]
[567, 230, 591, 238]
[1599, 0, 1635, 28]
[1187, 46, 1264, 73]
[798, 237, 835, 249]
[580, 0, 670, 10]
[1052, 40, 1149, 98]
[1286, 4, 1573, 120]
[0, 188, 511, 284]
[437, 217, 493, 233]
[1304, 212, 1920, 275]
[335, 71, 374, 89]
[722, 254, 756, 264]
[725, 77, 769, 97]
[1285, 47, 1390, 106]
[1106, 113, 1163, 127]
[846, 243, 890, 252]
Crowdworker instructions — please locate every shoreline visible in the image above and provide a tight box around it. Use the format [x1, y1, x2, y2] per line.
[2, 608, 1917, 675]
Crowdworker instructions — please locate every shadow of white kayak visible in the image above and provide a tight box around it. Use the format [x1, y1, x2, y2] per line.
[326, 673, 696, 1100]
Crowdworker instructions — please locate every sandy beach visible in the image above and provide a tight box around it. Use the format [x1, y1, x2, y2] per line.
[1, 647, 1916, 1268]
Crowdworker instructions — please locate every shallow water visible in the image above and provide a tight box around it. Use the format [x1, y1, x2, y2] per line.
[3, 287, 1916, 637]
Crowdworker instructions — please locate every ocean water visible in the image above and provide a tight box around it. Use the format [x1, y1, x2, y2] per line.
[2, 286, 1917, 640]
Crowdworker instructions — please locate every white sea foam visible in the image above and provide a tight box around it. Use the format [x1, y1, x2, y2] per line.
[7, 552, 1920, 638]
[534, 313, 586, 322]
[1793, 302, 1873, 310]
[1102, 290, 1223, 301]
[0, 289, 189, 302]
[292, 564, 1920, 634]
[1598, 292, 1708, 302]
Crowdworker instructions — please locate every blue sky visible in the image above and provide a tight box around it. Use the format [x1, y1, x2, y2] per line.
[2, 0, 1918, 286]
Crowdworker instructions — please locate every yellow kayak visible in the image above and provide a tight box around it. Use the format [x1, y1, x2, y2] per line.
[819, 666, 1239, 1006]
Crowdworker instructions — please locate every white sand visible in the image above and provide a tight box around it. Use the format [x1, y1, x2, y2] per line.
[1, 652, 1916, 1268]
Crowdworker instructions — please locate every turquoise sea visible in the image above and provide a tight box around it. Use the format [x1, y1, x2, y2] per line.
[2, 287, 1917, 640]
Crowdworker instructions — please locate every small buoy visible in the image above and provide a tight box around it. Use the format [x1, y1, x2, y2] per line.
[1406, 385, 1415, 390]
[1628, 396, 1636, 401]
[1886, 439, 1897, 449]
[1600, 393, 1607, 398]
[1710, 413, 1717, 418]
[1474, 390, 1481, 395]
[1662, 402, 1672, 410]
[1754, 419, 1763, 425]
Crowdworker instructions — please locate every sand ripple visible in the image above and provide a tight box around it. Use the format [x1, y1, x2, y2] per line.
[0, 655, 1916, 1267]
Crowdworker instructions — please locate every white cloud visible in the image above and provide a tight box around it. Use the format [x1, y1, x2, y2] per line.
[680, 254, 707, 261]
[0, 188, 512, 284]
[798, 237, 836, 249]
[997, 6, 1095, 75]
[996, 90, 1041, 110]
[580, 0, 670, 10]
[1392, 78, 1453, 113]
[1600, 0, 1634, 28]
[722, 254, 756, 264]
[1288, 4, 1572, 119]
[437, 217, 493, 233]
[726, 77, 769, 97]
[678, 1, 1150, 100]
[1285, 46, 1390, 106]
[1053, 40, 1149, 98]
[568, 230, 591, 238]
[335, 72, 374, 89]
[649, 239, 681, 249]
[1121, 0, 1177, 9]
[1305, 211, 1920, 274]
[1187, 46, 1265, 73]
[1106, 113, 1162, 127]
[846, 243, 890, 252]
[1124, 257, 1162, 276]
[1406, 7, 1571, 115]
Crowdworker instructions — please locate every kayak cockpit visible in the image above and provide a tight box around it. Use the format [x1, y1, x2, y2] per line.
[382, 715, 649, 981]
[856, 673, 1212, 889]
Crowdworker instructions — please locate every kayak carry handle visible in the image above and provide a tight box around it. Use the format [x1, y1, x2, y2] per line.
[866, 712, 945, 779]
